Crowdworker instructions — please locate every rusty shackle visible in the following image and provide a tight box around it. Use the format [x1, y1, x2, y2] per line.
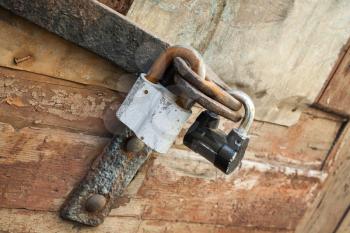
[146, 45, 206, 83]
[146, 45, 243, 122]
[173, 57, 242, 112]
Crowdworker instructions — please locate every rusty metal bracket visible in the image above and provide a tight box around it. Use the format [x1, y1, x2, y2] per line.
[60, 128, 151, 226]
[0, 0, 163, 226]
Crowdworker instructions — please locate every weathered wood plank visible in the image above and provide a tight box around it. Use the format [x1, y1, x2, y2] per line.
[175, 108, 343, 170]
[0, 0, 168, 74]
[0, 64, 342, 170]
[0, 120, 323, 230]
[128, 0, 350, 126]
[295, 123, 350, 233]
[0, 209, 140, 233]
[138, 220, 293, 233]
[242, 109, 342, 169]
[0, 8, 134, 94]
[136, 149, 322, 230]
[0, 64, 339, 230]
[0, 208, 292, 233]
[0, 123, 109, 211]
[336, 209, 350, 233]
[318, 45, 350, 116]
[0, 66, 122, 136]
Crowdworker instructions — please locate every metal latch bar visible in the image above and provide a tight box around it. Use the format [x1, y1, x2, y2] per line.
[60, 128, 151, 226]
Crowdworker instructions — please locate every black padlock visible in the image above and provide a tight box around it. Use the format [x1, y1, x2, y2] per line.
[184, 90, 254, 174]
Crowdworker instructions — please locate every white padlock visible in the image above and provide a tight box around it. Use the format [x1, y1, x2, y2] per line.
[117, 74, 191, 153]
[116, 46, 206, 153]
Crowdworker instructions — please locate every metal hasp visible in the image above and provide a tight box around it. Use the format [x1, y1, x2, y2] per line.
[0, 0, 255, 225]
[60, 128, 151, 226]
[0, 0, 169, 226]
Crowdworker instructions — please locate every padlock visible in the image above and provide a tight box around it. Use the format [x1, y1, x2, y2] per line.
[116, 46, 206, 153]
[183, 89, 255, 174]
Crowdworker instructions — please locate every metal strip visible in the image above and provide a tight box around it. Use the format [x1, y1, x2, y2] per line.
[60, 128, 151, 226]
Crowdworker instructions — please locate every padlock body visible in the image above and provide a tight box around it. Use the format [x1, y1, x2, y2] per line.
[184, 111, 249, 174]
[117, 74, 191, 153]
[218, 129, 249, 174]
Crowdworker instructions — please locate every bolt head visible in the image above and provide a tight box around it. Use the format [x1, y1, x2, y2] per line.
[85, 194, 106, 213]
[126, 136, 145, 152]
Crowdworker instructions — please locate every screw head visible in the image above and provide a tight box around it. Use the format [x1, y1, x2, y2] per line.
[85, 194, 106, 213]
[126, 136, 145, 152]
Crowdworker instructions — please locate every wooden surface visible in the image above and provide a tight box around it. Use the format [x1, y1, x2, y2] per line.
[128, 0, 350, 126]
[0, 66, 343, 232]
[336, 209, 350, 233]
[295, 124, 350, 233]
[0, 67, 122, 136]
[0, 7, 134, 94]
[0, 2, 349, 232]
[318, 43, 350, 116]
[0, 209, 293, 233]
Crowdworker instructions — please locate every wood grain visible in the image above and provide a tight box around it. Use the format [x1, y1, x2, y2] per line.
[0, 65, 341, 230]
[0, 8, 134, 94]
[295, 123, 350, 233]
[336, 209, 350, 233]
[0, 120, 323, 230]
[0, 65, 342, 170]
[318, 45, 350, 116]
[128, 0, 350, 126]
[136, 150, 322, 230]
[0, 208, 293, 233]
[0, 66, 122, 136]
[0, 123, 109, 211]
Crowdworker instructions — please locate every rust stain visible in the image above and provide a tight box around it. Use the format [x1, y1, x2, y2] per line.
[98, 0, 134, 15]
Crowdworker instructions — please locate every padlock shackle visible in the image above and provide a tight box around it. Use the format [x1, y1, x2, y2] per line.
[173, 57, 242, 111]
[146, 46, 206, 83]
[228, 90, 255, 134]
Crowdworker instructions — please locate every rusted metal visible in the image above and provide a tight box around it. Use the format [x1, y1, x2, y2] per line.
[98, 0, 134, 15]
[174, 75, 241, 122]
[146, 45, 206, 83]
[85, 194, 107, 213]
[174, 57, 242, 111]
[60, 128, 151, 226]
[126, 136, 145, 152]
[14, 55, 31, 64]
